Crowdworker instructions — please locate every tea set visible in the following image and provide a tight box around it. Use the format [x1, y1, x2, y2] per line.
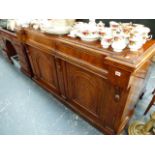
[68, 21, 100, 41]
[68, 20, 152, 52]
[12, 19, 152, 52]
[11, 19, 76, 35]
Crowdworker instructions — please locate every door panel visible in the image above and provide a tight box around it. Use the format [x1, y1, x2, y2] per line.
[65, 62, 107, 118]
[65, 62, 120, 130]
[27, 46, 59, 94]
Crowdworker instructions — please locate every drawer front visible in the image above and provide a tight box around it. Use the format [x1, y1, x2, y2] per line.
[26, 30, 56, 50]
[55, 41, 107, 69]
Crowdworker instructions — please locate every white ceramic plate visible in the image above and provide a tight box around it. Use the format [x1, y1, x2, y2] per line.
[78, 33, 99, 42]
[41, 26, 72, 35]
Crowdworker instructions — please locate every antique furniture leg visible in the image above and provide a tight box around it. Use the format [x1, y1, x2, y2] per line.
[144, 92, 155, 115]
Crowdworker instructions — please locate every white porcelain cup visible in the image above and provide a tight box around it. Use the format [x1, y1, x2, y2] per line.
[130, 30, 152, 45]
[128, 39, 143, 52]
[68, 29, 78, 38]
[131, 27, 150, 37]
[133, 24, 145, 28]
[101, 35, 113, 48]
[97, 21, 105, 28]
[110, 21, 119, 28]
[99, 27, 112, 38]
[142, 34, 152, 44]
[112, 36, 127, 52]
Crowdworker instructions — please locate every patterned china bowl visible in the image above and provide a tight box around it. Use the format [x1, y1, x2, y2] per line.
[78, 31, 99, 42]
[76, 23, 99, 42]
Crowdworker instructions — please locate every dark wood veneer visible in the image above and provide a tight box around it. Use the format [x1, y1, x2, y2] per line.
[1, 27, 155, 134]
[0, 28, 32, 77]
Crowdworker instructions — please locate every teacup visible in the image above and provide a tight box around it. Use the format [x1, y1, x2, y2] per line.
[68, 29, 78, 38]
[131, 26, 150, 37]
[121, 25, 133, 37]
[143, 27, 151, 34]
[111, 36, 127, 52]
[110, 21, 120, 32]
[142, 34, 152, 44]
[128, 38, 143, 52]
[97, 21, 105, 28]
[130, 28, 152, 45]
[99, 27, 112, 38]
[101, 35, 113, 48]
[121, 22, 132, 27]
[133, 24, 145, 28]
[110, 21, 120, 28]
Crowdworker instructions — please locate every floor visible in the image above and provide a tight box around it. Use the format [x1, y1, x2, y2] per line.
[127, 62, 155, 130]
[0, 50, 155, 135]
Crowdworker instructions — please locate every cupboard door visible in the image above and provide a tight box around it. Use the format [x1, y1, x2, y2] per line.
[65, 62, 107, 118]
[27, 46, 59, 94]
[13, 44, 32, 76]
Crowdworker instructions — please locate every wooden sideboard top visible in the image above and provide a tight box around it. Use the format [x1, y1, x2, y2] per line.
[0, 28, 17, 37]
[63, 36, 155, 62]
[17, 28, 155, 71]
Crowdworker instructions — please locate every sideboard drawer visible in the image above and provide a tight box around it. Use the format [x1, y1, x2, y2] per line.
[55, 41, 107, 69]
[26, 30, 56, 50]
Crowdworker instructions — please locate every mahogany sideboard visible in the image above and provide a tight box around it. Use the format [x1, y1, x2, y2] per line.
[0, 28, 32, 77]
[1, 27, 155, 134]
